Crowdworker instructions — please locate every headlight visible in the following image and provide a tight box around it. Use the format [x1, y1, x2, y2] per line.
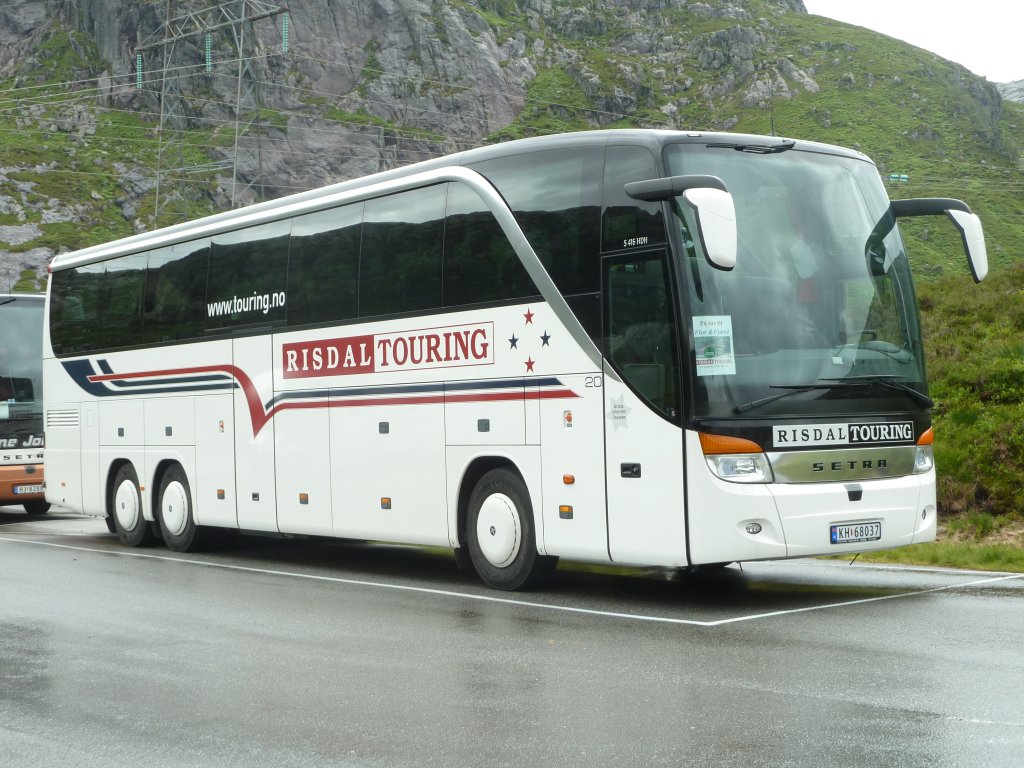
[913, 445, 934, 474]
[705, 453, 774, 484]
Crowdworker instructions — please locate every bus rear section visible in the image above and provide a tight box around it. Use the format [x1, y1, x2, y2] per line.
[0, 293, 49, 514]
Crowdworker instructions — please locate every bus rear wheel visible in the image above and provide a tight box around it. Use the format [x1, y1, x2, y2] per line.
[23, 500, 50, 515]
[111, 463, 155, 547]
[467, 468, 557, 591]
[157, 465, 203, 552]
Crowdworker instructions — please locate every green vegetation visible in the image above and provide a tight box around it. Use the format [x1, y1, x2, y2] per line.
[12, 268, 46, 293]
[488, 67, 593, 140]
[917, 263, 1024, 520]
[849, 541, 1024, 573]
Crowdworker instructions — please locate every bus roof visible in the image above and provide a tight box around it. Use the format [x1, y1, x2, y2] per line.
[50, 128, 871, 272]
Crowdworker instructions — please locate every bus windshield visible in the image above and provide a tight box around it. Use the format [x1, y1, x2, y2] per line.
[0, 296, 44, 432]
[665, 143, 927, 420]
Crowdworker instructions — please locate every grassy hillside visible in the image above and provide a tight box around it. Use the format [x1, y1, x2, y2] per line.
[918, 263, 1024, 522]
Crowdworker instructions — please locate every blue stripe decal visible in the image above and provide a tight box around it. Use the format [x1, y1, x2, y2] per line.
[107, 374, 234, 389]
[62, 360, 111, 397]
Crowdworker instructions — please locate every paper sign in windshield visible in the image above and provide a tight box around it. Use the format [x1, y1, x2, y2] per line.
[694, 315, 736, 376]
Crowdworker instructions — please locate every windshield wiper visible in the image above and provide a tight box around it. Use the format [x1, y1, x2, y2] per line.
[819, 375, 933, 408]
[732, 374, 932, 415]
[732, 383, 845, 415]
[706, 139, 796, 154]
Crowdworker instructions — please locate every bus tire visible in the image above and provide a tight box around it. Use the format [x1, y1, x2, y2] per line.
[111, 463, 155, 547]
[156, 464, 202, 552]
[467, 468, 557, 591]
[23, 500, 50, 515]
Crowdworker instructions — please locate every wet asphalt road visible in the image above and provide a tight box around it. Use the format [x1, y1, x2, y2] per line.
[2, 507, 1023, 768]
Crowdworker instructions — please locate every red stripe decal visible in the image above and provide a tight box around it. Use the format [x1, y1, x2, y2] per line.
[87, 365, 578, 437]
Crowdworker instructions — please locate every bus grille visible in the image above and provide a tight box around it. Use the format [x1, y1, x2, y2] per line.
[46, 409, 80, 428]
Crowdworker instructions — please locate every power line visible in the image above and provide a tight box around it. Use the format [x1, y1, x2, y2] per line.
[136, 0, 288, 222]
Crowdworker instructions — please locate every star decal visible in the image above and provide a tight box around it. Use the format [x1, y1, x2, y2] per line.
[540, 331, 550, 347]
[525, 357, 535, 372]
[523, 308, 534, 325]
[509, 334, 518, 349]
[607, 395, 632, 431]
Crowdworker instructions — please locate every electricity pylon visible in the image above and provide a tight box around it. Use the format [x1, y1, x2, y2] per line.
[135, 0, 288, 224]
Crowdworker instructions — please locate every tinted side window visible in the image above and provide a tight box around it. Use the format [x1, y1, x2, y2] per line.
[360, 186, 444, 318]
[288, 204, 361, 327]
[207, 221, 290, 331]
[602, 146, 666, 252]
[143, 241, 208, 343]
[443, 182, 537, 307]
[471, 148, 602, 296]
[50, 262, 103, 355]
[97, 253, 146, 349]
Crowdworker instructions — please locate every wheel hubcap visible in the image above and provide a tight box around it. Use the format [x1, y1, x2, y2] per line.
[161, 480, 189, 536]
[476, 493, 521, 568]
[114, 479, 139, 531]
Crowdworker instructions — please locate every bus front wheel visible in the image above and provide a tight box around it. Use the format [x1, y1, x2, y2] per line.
[111, 463, 155, 547]
[467, 468, 557, 591]
[157, 465, 202, 552]
[23, 500, 50, 515]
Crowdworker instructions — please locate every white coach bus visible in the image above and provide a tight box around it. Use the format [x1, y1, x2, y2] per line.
[43, 129, 987, 589]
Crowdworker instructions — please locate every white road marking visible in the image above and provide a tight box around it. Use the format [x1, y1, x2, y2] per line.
[3, 533, 1022, 627]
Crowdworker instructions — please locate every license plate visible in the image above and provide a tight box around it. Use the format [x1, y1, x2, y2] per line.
[831, 521, 882, 544]
[13, 484, 45, 495]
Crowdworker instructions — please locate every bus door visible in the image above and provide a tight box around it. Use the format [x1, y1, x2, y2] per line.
[233, 335, 277, 532]
[602, 250, 689, 567]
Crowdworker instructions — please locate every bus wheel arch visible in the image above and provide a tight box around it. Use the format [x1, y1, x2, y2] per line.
[461, 460, 557, 591]
[108, 460, 156, 547]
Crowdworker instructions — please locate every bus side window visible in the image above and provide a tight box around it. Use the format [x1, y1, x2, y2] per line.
[288, 204, 361, 327]
[207, 221, 290, 331]
[471, 148, 602, 297]
[50, 262, 103, 355]
[144, 241, 209, 343]
[443, 182, 538, 307]
[360, 187, 444, 318]
[602, 145, 665, 252]
[97, 253, 146, 349]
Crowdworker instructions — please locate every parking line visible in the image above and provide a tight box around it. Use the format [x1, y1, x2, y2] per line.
[2, 534, 1021, 628]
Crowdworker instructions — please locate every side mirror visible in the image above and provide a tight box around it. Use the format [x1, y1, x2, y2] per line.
[625, 174, 737, 271]
[946, 210, 988, 283]
[891, 198, 988, 282]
